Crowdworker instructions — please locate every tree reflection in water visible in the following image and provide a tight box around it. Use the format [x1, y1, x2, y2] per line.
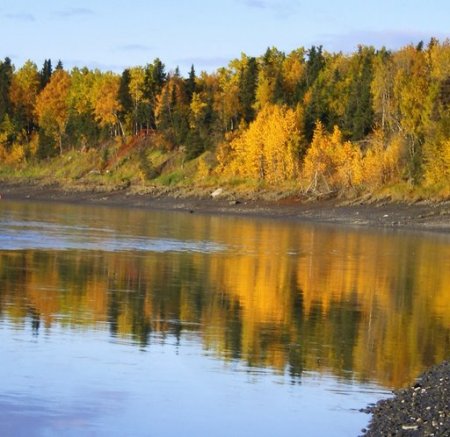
[0, 205, 449, 389]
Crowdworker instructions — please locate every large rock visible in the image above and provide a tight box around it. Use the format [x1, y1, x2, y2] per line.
[211, 188, 223, 198]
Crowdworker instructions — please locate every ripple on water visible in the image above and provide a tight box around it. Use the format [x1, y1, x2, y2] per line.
[0, 220, 225, 253]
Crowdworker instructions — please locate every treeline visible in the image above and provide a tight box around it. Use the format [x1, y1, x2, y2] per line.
[1, 39, 450, 195]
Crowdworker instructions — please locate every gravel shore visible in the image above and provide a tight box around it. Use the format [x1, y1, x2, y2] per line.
[360, 360, 449, 436]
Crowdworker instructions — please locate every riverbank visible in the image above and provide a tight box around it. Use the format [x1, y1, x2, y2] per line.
[360, 360, 449, 436]
[1, 181, 450, 234]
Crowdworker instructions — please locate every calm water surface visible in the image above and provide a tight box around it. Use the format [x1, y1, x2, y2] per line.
[0, 200, 449, 437]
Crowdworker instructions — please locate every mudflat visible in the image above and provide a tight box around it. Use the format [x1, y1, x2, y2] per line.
[1, 182, 450, 234]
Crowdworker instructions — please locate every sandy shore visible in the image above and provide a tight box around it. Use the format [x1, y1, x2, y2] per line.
[1, 182, 450, 234]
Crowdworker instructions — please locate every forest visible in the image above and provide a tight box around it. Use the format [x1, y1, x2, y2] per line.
[1, 38, 450, 198]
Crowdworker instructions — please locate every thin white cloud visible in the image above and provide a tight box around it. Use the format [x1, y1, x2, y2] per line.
[5, 12, 35, 22]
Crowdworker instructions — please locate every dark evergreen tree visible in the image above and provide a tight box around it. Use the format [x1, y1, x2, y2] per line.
[66, 112, 99, 149]
[302, 47, 334, 141]
[185, 64, 196, 102]
[305, 46, 325, 87]
[304, 83, 329, 142]
[261, 47, 285, 104]
[37, 129, 57, 159]
[143, 58, 166, 129]
[144, 58, 166, 99]
[118, 69, 133, 129]
[157, 75, 189, 148]
[238, 57, 258, 123]
[344, 47, 375, 141]
[39, 59, 53, 90]
[0, 59, 11, 127]
[55, 60, 64, 71]
[0, 57, 13, 123]
[185, 129, 205, 160]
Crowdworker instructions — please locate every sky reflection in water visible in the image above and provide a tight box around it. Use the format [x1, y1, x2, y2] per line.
[0, 324, 386, 437]
[0, 218, 225, 253]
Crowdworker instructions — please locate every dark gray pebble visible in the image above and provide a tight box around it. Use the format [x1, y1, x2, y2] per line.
[360, 360, 449, 436]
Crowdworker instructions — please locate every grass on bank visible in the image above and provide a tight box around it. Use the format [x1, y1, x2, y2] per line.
[1, 139, 449, 203]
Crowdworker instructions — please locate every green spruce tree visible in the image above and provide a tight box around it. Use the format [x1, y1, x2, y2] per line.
[238, 56, 258, 124]
[39, 59, 53, 90]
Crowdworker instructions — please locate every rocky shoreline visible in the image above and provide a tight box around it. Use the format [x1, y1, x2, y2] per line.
[1, 182, 450, 234]
[360, 360, 449, 436]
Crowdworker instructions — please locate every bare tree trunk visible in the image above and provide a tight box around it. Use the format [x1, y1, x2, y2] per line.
[118, 119, 125, 138]
[59, 133, 63, 155]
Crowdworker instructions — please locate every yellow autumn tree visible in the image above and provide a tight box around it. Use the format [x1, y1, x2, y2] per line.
[35, 69, 71, 154]
[253, 72, 273, 113]
[303, 122, 362, 193]
[9, 60, 40, 134]
[393, 45, 432, 182]
[421, 40, 450, 192]
[214, 67, 240, 131]
[362, 129, 404, 189]
[189, 92, 208, 130]
[0, 116, 26, 165]
[221, 104, 301, 183]
[282, 49, 305, 100]
[90, 72, 122, 135]
[68, 67, 96, 116]
[128, 66, 146, 133]
[422, 137, 450, 189]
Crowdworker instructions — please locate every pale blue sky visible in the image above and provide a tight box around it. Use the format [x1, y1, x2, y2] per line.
[1, 0, 449, 75]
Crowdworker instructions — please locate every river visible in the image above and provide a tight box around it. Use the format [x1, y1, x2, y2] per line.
[0, 200, 449, 436]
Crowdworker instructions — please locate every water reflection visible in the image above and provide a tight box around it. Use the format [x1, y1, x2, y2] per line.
[0, 201, 449, 390]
